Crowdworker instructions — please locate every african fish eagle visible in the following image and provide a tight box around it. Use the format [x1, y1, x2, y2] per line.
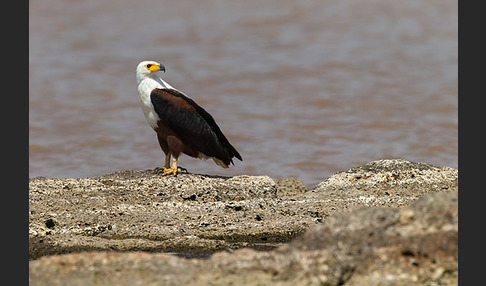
[136, 60, 242, 175]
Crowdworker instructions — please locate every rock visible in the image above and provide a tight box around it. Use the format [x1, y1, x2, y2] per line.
[29, 159, 458, 284]
[28, 171, 296, 259]
[29, 191, 458, 285]
[275, 177, 309, 196]
[314, 159, 457, 197]
[281, 191, 458, 285]
[309, 159, 458, 210]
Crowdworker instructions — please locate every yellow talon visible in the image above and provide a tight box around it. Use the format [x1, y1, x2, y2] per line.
[161, 157, 179, 176]
[162, 166, 178, 176]
[152, 157, 187, 175]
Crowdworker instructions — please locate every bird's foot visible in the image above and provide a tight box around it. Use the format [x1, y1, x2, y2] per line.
[151, 166, 188, 175]
[162, 166, 178, 176]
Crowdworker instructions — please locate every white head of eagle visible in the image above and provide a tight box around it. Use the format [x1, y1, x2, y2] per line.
[135, 60, 242, 176]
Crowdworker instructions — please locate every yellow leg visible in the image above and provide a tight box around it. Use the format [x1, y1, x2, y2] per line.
[164, 153, 171, 169]
[162, 157, 179, 176]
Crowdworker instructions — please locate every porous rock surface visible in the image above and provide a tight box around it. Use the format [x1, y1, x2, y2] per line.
[29, 159, 458, 285]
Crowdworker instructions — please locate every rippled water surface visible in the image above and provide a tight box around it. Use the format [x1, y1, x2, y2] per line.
[29, 0, 457, 187]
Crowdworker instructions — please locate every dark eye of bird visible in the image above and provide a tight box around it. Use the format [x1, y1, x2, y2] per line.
[146, 64, 152, 68]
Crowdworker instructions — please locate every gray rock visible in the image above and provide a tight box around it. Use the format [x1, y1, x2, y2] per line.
[29, 191, 458, 286]
[29, 159, 458, 284]
[313, 159, 457, 197]
[29, 172, 285, 259]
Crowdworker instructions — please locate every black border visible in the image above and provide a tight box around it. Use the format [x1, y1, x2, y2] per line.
[10, 0, 29, 285]
[458, 0, 478, 284]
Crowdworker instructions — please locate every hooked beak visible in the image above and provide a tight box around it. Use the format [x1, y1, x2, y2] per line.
[159, 64, 165, 73]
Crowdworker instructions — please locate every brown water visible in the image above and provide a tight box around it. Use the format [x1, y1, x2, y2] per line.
[29, 0, 457, 187]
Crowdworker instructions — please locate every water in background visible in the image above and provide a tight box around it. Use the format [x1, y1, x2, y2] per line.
[29, 0, 457, 187]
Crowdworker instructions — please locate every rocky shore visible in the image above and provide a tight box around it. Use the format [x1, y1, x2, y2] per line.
[29, 159, 458, 285]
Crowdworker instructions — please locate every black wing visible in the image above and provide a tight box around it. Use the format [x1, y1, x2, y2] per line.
[150, 88, 242, 165]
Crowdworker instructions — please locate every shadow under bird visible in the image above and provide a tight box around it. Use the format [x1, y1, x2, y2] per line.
[136, 60, 242, 175]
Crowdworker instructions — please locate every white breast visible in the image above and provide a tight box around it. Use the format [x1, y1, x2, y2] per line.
[138, 78, 162, 129]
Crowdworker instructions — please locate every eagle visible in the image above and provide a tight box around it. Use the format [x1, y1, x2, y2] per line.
[136, 60, 242, 175]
